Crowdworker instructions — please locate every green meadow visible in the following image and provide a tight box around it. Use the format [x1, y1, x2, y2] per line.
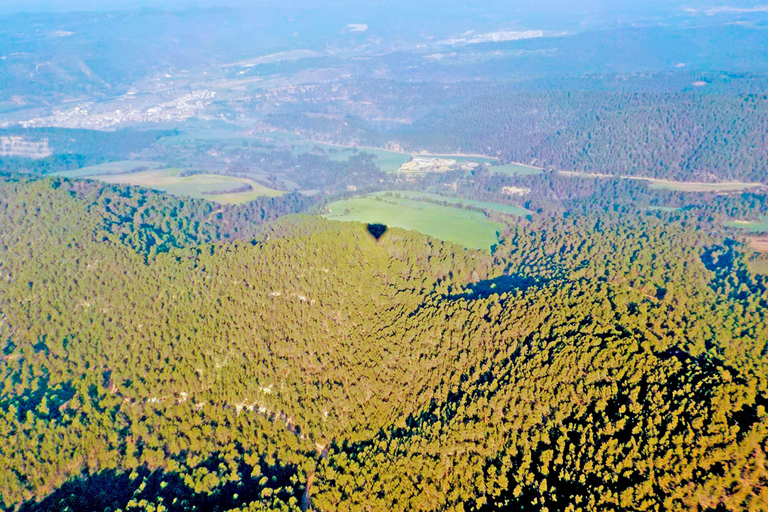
[82, 168, 284, 204]
[54, 160, 167, 178]
[727, 217, 768, 233]
[322, 193, 529, 251]
[322, 148, 492, 172]
[646, 206, 683, 213]
[419, 154, 498, 165]
[376, 191, 531, 216]
[160, 129, 501, 173]
[488, 162, 543, 176]
[319, 146, 412, 173]
[647, 179, 763, 192]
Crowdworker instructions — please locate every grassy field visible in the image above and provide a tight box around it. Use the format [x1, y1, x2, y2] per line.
[354, 148, 413, 173]
[158, 129, 500, 173]
[87, 169, 284, 204]
[55, 161, 166, 179]
[233, 131, 411, 172]
[558, 170, 764, 192]
[322, 194, 510, 251]
[318, 146, 412, 172]
[276, 140, 492, 173]
[742, 231, 768, 275]
[749, 259, 768, 275]
[377, 191, 531, 216]
[157, 129, 253, 144]
[646, 206, 683, 213]
[308, 146, 495, 172]
[419, 154, 498, 165]
[647, 179, 764, 192]
[727, 218, 768, 233]
[725, 219, 768, 277]
[164, 129, 414, 173]
[489, 162, 543, 176]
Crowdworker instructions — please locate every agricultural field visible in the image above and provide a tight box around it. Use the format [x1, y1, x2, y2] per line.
[488, 162, 543, 176]
[54, 160, 166, 178]
[161, 129, 414, 173]
[559, 170, 764, 192]
[156, 129, 501, 174]
[727, 217, 768, 233]
[322, 193, 519, 251]
[85, 168, 284, 204]
[352, 148, 413, 173]
[264, 142, 408, 172]
[377, 191, 531, 216]
[749, 259, 768, 275]
[645, 179, 764, 192]
[157, 128, 253, 145]
[285, 143, 413, 173]
[726, 218, 768, 274]
[418, 154, 498, 165]
[646, 206, 683, 213]
[244, 131, 411, 172]
[257, 135, 497, 171]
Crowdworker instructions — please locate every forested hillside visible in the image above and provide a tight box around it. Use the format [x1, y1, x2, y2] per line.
[0, 129, 172, 175]
[396, 91, 768, 183]
[1, 174, 768, 511]
[0, 174, 312, 254]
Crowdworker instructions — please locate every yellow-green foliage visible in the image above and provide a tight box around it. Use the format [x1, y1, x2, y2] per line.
[1, 175, 767, 511]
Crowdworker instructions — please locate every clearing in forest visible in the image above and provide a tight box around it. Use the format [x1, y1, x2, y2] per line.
[379, 191, 531, 216]
[646, 179, 764, 192]
[727, 217, 768, 233]
[83, 168, 284, 204]
[559, 170, 764, 192]
[488, 162, 543, 176]
[54, 160, 167, 178]
[726, 218, 768, 275]
[322, 192, 528, 251]
[158, 129, 500, 174]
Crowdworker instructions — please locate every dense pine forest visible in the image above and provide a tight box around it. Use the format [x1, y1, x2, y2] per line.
[0, 129, 173, 175]
[393, 91, 768, 183]
[4, 1, 768, 510]
[2, 172, 768, 511]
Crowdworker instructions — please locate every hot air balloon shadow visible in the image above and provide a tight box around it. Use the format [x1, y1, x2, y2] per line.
[367, 223, 387, 241]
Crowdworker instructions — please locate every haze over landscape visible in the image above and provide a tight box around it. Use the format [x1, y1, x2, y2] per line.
[2, 1, 768, 511]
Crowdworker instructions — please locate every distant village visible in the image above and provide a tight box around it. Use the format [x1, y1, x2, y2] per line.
[0, 136, 52, 158]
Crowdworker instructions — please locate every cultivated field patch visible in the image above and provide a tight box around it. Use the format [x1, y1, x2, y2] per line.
[558, 170, 764, 192]
[488, 162, 543, 176]
[87, 168, 284, 204]
[647, 179, 764, 192]
[727, 217, 768, 233]
[158, 129, 500, 174]
[322, 194, 513, 251]
[726, 218, 768, 274]
[377, 191, 531, 216]
[55, 160, 167, 178]
[323, 146, 412, 172]
[646, 206, 683, 213]
[418, 153, 498, 165]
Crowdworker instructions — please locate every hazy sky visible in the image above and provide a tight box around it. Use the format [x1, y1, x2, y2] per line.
[3, 0, 765, 13]
[2, 0, 768, 24]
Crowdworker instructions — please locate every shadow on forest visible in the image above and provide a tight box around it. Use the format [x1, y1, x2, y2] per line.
[17, 454, 303, 512]
[366, 223, 388, 241]
[448, 273, 542, 301]
[19, 469, 143, 512]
